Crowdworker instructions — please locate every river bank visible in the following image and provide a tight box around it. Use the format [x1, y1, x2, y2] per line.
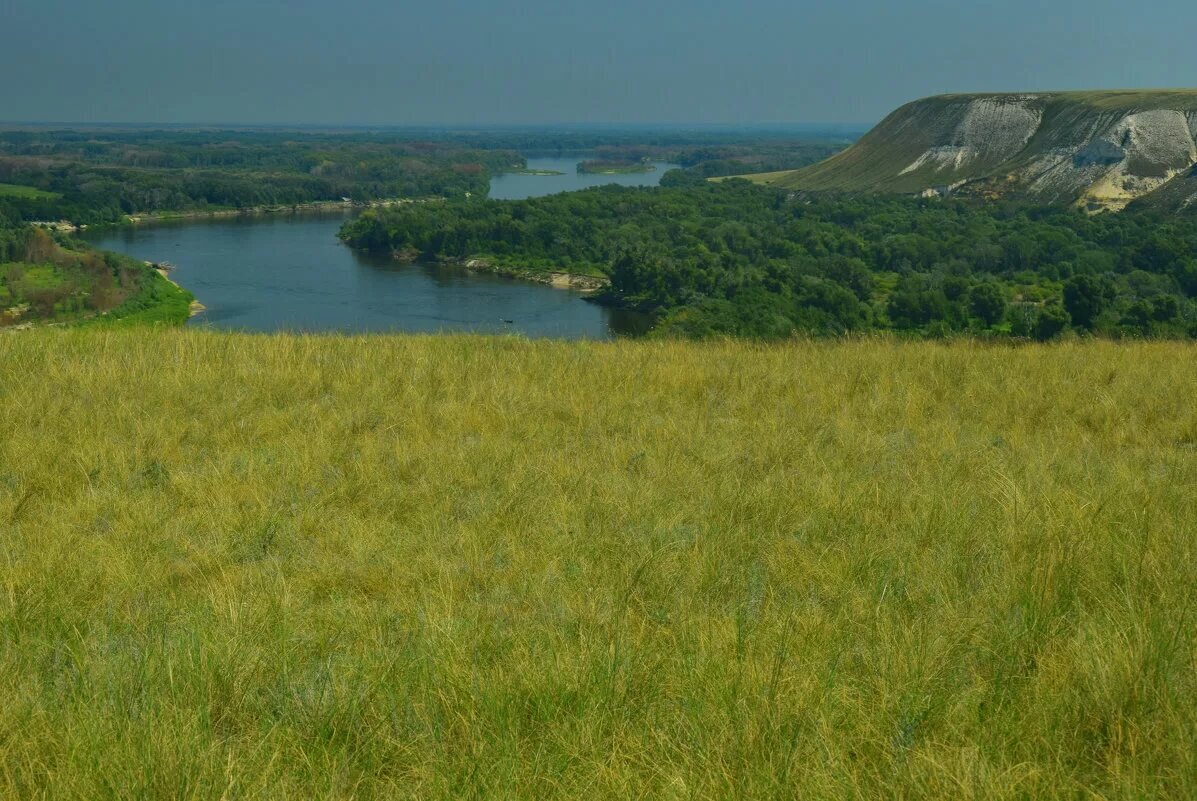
[34, 198, 441, 235]
[150, 264, 206, 318]
[433, 255, 657, 332]
[577, 160, 657, 175]
[460, 258, 609, 292]
[382, 249, 610, 293]
[126, 197, 437, 226]
[502, 168, 566, 176]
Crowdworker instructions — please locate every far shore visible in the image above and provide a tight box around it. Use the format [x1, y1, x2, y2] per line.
[503, 169, 567, 176]
[576, 162, 658, 175]
[125, 197, 439, 226]
[385, 250, 610, 294]
[32, 197, 445, 234]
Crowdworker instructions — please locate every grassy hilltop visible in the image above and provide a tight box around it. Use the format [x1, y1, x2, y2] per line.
[747, 91, 1197, 213]
[1, 330, 1194, 799]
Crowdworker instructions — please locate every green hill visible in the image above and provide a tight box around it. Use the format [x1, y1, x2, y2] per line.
[745, 91, 1197, 212]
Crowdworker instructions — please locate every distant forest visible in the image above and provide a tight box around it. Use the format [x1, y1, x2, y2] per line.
[340, 180, 1197, 340]
[0, 130, 519, 224]
[0, 128, 851, 225]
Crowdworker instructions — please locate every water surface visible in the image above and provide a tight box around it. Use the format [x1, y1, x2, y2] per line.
[489, 156, 679, 199]
[84, 155, 670, 337]
[86, 215, 650, 337]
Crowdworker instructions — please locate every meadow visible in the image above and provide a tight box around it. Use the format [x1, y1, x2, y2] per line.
[0, 184, 60, 201]
[0, 331, 1193, 799]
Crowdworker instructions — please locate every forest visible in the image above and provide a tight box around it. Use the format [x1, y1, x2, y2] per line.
[0, 130, 522, 224]
[0, 128, 852, 225]
[339, 179, 1197, 339]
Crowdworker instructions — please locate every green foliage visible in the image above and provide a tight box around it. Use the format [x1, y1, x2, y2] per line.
[340, 182, 1197, 339]
[0, 182, 60, 200]
[968, 282, 1008, 327]
[886, 275, 960, 331]
[94, 269, 195, 326]
[0, 215, 191, 326]
[1034, 302, 1071, 341]
[0, 128, 855, 225]
[1062, 274, 1116, 329]
[0, 130, 518, 224]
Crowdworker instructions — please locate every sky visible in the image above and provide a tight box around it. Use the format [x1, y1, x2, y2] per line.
[2, 0, 1195, 127]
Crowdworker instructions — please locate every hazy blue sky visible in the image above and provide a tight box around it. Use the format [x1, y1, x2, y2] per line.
[3, 0, 1194, 126]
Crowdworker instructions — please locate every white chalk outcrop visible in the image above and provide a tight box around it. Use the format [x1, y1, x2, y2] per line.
[773, 92, 1197, 212]
[900, 97, 1042, 176]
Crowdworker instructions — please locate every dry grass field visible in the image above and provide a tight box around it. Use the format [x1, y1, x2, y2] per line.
[0, 331, 1194, 799]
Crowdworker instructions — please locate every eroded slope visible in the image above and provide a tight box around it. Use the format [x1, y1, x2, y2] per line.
[750, 91, 1197, 212]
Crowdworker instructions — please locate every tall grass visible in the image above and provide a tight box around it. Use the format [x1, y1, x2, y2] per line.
[0, 331, 1194, 799]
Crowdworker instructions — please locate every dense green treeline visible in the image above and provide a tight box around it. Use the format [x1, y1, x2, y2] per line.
[340, 179, 1197, 339]
[0, 130, 521, 223]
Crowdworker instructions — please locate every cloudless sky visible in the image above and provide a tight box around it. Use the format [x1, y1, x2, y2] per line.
[2, 0, 1195, 126]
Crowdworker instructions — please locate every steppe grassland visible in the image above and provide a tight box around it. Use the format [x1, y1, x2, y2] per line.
[0, 331, 1194, 799]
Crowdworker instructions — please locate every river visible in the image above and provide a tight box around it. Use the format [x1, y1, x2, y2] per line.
[83, 157, 678, 338]
[489, 156, 679, 200]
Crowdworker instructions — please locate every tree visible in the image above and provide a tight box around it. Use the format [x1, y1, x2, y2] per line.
[1175, 260, 1197, 298]
[968, 283, 1007, 328]
[887, 278, 957, 330]
[792, 276, 870, 334]
[1123, 294, 1181, 334]
[1062, 274, 1115, 329]
[1034, 302, 1071, 341]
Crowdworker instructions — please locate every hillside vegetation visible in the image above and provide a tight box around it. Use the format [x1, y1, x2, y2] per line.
[0, 215, 193, 327]
[0, 330, 1194, 799]
[747, 91, 1197, 213]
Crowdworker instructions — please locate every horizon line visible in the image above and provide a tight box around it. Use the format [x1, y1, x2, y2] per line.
[0, 119, 874, 132]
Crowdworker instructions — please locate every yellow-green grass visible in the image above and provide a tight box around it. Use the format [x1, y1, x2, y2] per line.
[0, 263, 65, 290]
[1, 331, 1194, 800]
[0, 183, 60, 200]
